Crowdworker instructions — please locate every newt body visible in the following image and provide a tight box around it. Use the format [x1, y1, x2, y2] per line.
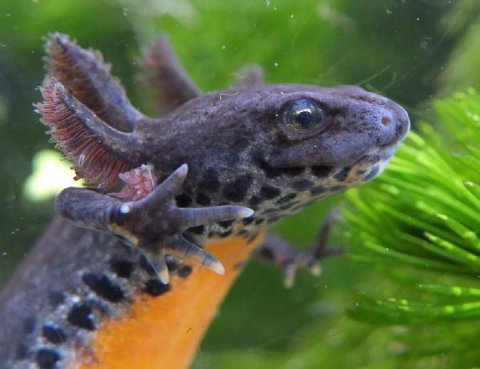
[0, 35, 410, 369]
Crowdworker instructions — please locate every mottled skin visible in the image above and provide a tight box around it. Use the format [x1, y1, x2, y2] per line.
[0, 34, 410, 369]
[53, 83, 408, 275]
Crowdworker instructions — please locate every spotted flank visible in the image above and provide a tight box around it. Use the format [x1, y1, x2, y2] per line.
[9, 240, 195, 369]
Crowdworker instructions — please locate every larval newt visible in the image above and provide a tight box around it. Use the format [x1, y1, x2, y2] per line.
[0, 34, 410, 369]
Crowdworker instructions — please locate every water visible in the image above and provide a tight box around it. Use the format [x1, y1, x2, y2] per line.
[0, 1, 478, 368]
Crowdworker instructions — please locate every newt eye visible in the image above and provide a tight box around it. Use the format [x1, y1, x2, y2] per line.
[281, 98, 326, 131]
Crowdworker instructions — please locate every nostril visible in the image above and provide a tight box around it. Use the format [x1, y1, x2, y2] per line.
[381, 116, 391, 126]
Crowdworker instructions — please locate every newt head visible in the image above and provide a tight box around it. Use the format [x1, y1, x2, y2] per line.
[140, 83, 410, 225]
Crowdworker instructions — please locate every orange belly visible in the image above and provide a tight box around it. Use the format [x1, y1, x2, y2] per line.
[79, 231, 265, 369]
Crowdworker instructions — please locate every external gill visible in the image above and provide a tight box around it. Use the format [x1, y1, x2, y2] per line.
[36, 77, 146, 190]
[45, 32, 144, 131]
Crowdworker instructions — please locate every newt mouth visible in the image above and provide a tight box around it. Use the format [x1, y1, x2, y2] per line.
[349, 141, 400, 173]
[376, 139, 404, 159]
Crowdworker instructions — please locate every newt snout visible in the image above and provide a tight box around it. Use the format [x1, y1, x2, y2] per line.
[376, 99, 411, 148]
[331, 85, 411, 145]
[267, 85, 410, 172]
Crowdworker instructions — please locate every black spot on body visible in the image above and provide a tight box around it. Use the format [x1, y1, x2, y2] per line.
[196, 192, 211, 206]
[42, 324, 67, 344]
[223, 174, 253, 202]
[36, 348, 60, 369]
[178, 265, 193, 278]
[251, 152, 282, 178]
[333, 166, 352, 182]
[291, 179, 313, 191]
[190, 225, 205, 235]
[282, 167, 305, 176]
[82, 273, 125, 303]
[263, 208, 280, 214]
[242, 217, 255, 225]
[310, 185, 327, 195]
[199, 168, 221, 192]
[145, 279, 171, 296]
[311, 166, 333, 177]
[279, 203, 295, 211]
[255, 218, 265, 225]
[262, 165, 282, 178]
[175, 194, 192, 207]
[276, 193, 297, 204]
[260, 185, 281, 199]
[248, 195, 263, 207]
[110, 259, 135, 278]
[166, 259, 180, 273]
[223, 153, 240, 167]
[231, 136, 250, 151]
[67, 303, 95, 331]
[264, 208, 279, 214]
[258, 246, 274, 260]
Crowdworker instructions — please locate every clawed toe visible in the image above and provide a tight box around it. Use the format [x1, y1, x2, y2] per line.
[283, 252, 322, 288]
[57, 163, 254, 285]
[144, 238, 225, 285]
[113, 164, 253, 282]
[283, 243, 344, 287]
[165, 237, 225, 275]
[144, 252, 170, 284]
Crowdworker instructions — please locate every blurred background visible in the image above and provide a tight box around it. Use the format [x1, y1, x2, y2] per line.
[1, 0, 480, 368]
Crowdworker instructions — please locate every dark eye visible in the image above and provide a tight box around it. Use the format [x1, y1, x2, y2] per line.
[281, 98, 326, 131]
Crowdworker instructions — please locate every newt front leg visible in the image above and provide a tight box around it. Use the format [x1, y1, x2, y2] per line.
[257, 210, 343, 287]
[57, 164, 253, 283]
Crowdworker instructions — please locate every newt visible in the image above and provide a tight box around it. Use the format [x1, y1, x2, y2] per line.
[0, 34, 410, 369]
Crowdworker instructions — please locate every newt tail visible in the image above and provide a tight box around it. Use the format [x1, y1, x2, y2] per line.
[0, 34, 410, 369]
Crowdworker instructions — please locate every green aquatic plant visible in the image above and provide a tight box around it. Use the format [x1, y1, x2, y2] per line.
[196, 91, 480, 369]
[342, 88, 480, 368]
